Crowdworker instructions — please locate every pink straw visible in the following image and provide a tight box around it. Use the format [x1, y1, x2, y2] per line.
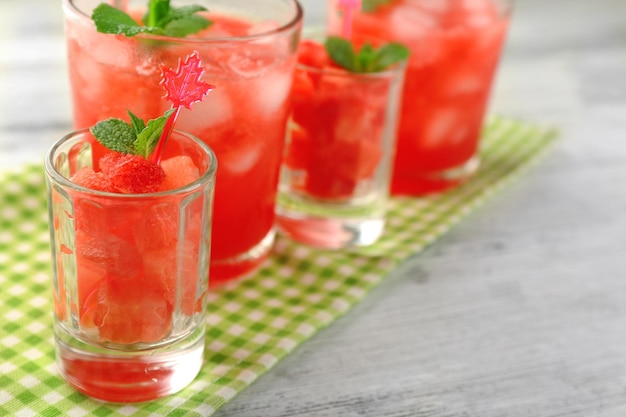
[338, 0, 362, 38]
[109, 0, 128, 11]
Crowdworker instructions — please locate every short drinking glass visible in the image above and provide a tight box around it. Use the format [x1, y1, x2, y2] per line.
[45, 130, 217, 402]
[276, 39, 406, 248]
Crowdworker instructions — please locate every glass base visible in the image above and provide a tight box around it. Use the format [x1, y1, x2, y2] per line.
[276, 208, 385, 249]
[391, 155, 480, 196]
[209, 229, 275, 285]
[55, 323, 205, 403]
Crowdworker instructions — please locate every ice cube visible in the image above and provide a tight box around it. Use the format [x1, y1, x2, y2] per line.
[86, 32, 135, 69]
[248, 70, 292, 117]
[226, 50, 277, 79]
[69, 41, 107, 101]
[220, 141, 265, 176]
[177, 87, 234, 130]
[423, 108, 469, 148]
[461, 0, 498, 26]
[388, 4, 440, 42]
[473, 19, 509, 52]
[134, 55, 162, 77]
[248, 20, 294, 53]
[445, 73, 485, 95]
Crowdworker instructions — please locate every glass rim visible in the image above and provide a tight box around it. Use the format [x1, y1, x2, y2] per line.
[44, 128, 218, 199]
[62, 0, 304, 43]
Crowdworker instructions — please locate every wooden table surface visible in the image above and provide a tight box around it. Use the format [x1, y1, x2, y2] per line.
[2, 0, 626, 416]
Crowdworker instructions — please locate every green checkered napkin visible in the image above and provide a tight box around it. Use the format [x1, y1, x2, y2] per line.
[0, 116, 558, 416]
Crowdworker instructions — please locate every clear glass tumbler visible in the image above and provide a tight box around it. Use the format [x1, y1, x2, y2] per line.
[276, 38, 406, 248]
[45, 130, 217, 402]
[328, 0, 513, 195]
[63, 0, 303, 283]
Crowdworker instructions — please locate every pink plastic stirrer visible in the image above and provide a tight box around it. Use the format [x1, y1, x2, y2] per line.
[338, 0, 362, 38]
[109, 0, 128, 10]
[150, 51, 215, 164]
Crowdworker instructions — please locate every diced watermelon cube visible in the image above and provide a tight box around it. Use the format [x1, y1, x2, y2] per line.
[80, 276, 173, 344]
[99, 153, 165, 194]
[297, 39, 331, 69]
[160, 155, 200, 191]
[70, 167, 115, 192]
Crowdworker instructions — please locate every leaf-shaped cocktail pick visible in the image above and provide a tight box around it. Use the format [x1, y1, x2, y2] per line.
[338, 0, 362, 38]
[150, 51, 215, 164]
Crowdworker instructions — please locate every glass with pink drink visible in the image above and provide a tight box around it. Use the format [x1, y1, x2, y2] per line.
[46, 128, 217, 402]
[277, 35, 407, 248]
[63, 0, 303, 283]
[328, 0, 512, 195]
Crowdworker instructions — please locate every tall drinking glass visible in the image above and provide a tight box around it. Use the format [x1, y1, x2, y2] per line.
[45, 130, 217, 402]
[328, 0, 512, 195]
[63, 0, 304, 283]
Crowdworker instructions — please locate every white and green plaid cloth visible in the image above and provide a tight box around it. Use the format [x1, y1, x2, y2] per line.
[0, 116, 558, 416]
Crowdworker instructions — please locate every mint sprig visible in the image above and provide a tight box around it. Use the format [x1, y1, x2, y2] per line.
[92, 0, 211, 38]
[362, 0, 393, 12]
[91, 109, 175, 159]
[324, 36, 409, 73]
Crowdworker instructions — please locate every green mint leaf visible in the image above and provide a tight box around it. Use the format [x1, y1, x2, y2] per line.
[145, 0, 170, 27]
[127, 110, 146, 136]
[325, 36, 409, 73]
[371, 42, 410, 71]
[134, 109, 175, 159]
[324, 37, 358, 72]
[161, 12, 211, 37]
[92, 4, 154, 37]
[93, 0, 211, 38]
[362, 0, 393, 13]
[90, 110, 175, 158]
[356, 43, 377, 72]
[90, 118, 137, 154]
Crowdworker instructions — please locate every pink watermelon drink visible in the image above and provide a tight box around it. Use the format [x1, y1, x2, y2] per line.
[328, 0, 512, 195]
[45, 53, 217, 402]
[276, 36, 407, 248]
[47, 129, 217, 402]
[63, 0, 303, 282]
